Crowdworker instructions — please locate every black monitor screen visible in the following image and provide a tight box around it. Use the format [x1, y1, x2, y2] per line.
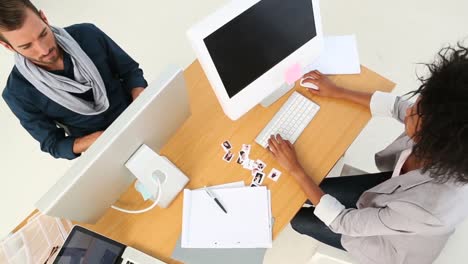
[204, 0, 316, 98]
[53, 226, 125, 264]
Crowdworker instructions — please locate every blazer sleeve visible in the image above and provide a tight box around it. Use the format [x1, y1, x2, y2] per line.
[327, 199, 444, 236]
[370, 91, 413, 124]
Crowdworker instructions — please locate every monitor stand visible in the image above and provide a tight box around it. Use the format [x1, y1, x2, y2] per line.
[125, 144, 190, 209]
[260, 82, 295, 107]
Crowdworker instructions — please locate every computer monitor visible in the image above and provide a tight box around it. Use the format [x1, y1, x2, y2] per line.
[187, 0, 323, 120]
[35, 67, 191, 223]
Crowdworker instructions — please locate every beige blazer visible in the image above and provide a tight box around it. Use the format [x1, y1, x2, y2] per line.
[329, 97, 468, 264]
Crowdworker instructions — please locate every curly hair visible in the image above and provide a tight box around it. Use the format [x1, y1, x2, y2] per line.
[408, 43, 468, 184]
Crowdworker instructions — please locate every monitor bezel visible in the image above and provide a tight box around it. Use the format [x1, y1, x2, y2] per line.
[187, 0, 323, 120]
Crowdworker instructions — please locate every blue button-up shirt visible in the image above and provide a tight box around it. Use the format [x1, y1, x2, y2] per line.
[2, 23, 148, 159]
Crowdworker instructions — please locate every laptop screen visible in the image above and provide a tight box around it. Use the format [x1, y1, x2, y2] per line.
[54, 226, 126, 264]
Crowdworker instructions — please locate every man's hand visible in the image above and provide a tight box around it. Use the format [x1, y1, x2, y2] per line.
[267, 134, 304, 175]
[131, 87, 145, 101]
[73, 131, 104, 154]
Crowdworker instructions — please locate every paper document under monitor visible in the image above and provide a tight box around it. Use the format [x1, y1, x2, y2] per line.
[306, 35, 361, 74]
[182, 186, 272, 248]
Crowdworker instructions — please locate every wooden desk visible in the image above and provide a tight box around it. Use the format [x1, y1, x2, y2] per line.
[79, 61, 394, 263]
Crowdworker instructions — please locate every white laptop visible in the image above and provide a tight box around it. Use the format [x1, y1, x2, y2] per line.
[53, 226, 166, 264]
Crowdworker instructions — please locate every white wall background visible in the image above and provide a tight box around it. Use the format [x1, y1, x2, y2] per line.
[1, 1, 467, 260]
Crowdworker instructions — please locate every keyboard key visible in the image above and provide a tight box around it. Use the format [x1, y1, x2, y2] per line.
[255, 92, 320, 148]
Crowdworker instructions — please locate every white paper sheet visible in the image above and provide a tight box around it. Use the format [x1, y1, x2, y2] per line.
[198, 181, 245, 190]
[182, 186, 272, 248]
[305, 35, 361, 75]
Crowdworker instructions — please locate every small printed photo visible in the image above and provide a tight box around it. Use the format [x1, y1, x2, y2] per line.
[268, 168, 282, 182]
[221, 140, 232, 152]
[241, 144, 251, 155]
[251, 168, 259, 176]
[237, 151, 246, 164]
[255, 159, 266, 171]
[222, 151, 234, 163]
[250, 183, 259, 187]
[243, 159, 255, 170]
[252, 171, 265, 185]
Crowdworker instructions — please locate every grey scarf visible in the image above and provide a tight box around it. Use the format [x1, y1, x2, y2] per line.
[14, 26, 109, 115]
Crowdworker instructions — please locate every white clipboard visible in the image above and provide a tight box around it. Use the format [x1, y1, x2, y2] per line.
[182, 186, 272, 248]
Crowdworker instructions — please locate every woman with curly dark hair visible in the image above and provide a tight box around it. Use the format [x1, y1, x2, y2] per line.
[267, 44, 468, 264]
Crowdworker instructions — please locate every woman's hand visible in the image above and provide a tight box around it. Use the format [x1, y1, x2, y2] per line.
[302, 70, 344, 99]
[268, 134, 326, 205]
[267, 134, 304, 175]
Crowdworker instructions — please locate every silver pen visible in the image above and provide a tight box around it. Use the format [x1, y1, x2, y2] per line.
[204, 186, 228, 214]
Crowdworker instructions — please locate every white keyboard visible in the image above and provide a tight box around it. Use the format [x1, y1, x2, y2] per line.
[255, 92, 320, 148]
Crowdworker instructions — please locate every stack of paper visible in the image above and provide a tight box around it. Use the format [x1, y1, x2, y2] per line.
[182, 185, 272, 248]
[305, 34, 361, 75]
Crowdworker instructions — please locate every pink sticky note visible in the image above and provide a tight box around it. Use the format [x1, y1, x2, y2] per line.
[284, 63, 302, 85]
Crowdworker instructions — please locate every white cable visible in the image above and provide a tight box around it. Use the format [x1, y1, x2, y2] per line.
[111, 176, 162, 214]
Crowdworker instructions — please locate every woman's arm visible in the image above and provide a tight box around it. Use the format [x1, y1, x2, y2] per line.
[267, 134, 324, 205]
[267, 134, 440, 236]
[302, 70, 373, 108]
